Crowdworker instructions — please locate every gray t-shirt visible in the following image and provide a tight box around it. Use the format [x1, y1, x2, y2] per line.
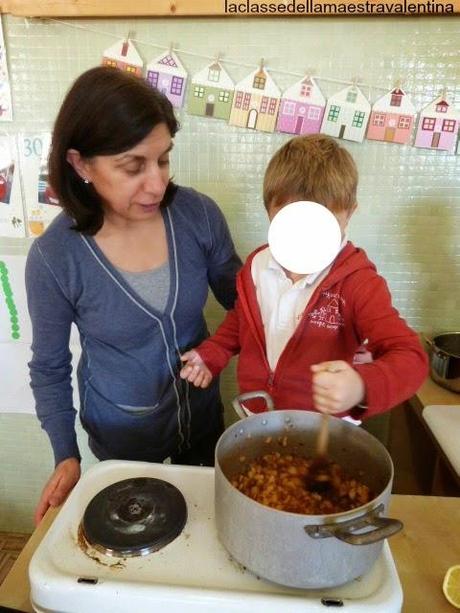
[117, 261, 170, 312]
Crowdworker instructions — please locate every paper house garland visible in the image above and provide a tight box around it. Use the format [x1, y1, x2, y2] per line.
[321, 85, 371, 143]
[414, 94, 460, 154]
[276, 76, 325, 135]
[102, 39, 143, 77]
[366, 87, 416, 145]
[146, 50, 187, 109]
[187, 61, 234, 120]
[229, 65, 281, 133]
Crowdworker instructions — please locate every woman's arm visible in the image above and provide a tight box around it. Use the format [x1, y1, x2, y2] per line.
[25, 241, 81, 465]
[201, 195, 242, 310]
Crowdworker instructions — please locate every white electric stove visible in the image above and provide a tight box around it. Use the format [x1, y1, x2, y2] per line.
[29, 460, 403, 612]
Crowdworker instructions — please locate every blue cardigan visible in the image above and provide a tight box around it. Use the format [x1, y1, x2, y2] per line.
[25, 187, 241, 465]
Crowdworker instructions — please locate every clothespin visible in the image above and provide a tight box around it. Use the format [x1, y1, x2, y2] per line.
[350, 76, 361, 91]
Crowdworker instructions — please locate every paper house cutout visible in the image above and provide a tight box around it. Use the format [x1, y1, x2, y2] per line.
[102, 39, 143, 77]
[367, 88, 416, 145]
[276, 76, 325, 135]
[146, 50, 187, 109]
[320, 85, 371, 143]
[229, 66, 281, 133]
[414, 94, 459, 154]
[187, 61, 234, 120]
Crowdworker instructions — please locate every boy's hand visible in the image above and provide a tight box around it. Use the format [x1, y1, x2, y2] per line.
[180, 350, 213, 388]
[311, 361, 365, 415]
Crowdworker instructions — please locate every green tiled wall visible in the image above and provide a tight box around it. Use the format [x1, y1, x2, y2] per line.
[0, 15, 459, 531]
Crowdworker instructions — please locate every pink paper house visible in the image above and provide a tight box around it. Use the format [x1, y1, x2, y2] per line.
[414, 94, 459, 154]
[146, 50, 187, 109]
[229, 66, 280, 133]
[102, 39, 143, 77]
[367, 88, 416, 145]
[276, 76, 325, 135]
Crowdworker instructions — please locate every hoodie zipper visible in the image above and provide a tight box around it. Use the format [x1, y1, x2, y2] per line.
[267, 371, 275, 394]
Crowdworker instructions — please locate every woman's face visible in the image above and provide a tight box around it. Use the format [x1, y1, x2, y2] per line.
[74, 123, 173, 225]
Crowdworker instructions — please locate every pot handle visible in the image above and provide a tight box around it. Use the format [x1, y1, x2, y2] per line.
[304, 503, 403, 546]
[423, 334, 435, 349]
[232, 391, 275, 420]
[423, 334, 444, 356]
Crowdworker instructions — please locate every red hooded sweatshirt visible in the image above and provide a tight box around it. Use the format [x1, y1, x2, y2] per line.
[197, 242, 428, 418]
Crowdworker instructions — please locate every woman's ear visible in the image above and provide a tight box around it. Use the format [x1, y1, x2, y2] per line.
[66, 149, 90, 182]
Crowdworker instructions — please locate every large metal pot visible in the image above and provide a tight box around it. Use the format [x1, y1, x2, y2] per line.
[426, 332, 460, 393]
[215, 391, 403, 589]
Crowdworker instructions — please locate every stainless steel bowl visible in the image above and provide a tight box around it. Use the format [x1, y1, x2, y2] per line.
[426, 332, 460, 393]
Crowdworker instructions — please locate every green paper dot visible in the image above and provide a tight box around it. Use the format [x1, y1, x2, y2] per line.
[12, 323, 20, 332]
[12, 332, 20, 340]
[10, 316, 18, 324]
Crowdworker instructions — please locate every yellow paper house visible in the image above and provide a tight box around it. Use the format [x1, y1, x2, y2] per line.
[229, 65, 280, 133]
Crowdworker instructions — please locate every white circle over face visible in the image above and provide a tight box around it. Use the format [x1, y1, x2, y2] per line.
[268, 201, 342, 275]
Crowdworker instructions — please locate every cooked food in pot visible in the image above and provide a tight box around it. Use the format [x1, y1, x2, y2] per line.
[231, 451, 372, 515]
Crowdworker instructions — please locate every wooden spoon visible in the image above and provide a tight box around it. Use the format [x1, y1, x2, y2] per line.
[305, 413, 333, 492]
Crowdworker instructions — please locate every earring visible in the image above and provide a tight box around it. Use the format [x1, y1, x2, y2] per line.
[83, 178, 90, 184]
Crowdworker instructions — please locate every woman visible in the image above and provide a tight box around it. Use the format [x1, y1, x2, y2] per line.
[26, 66, 241, 524]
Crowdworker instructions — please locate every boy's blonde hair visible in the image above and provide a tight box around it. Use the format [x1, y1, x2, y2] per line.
[263, 134, 358, 213]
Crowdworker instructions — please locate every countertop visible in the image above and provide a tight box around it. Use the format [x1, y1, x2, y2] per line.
[1, 377, 458, 612]
[410, 375, 459, 410]
[0, 495, 459, 613]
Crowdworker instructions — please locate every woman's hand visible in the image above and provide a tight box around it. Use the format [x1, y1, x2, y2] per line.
[311, 360, 365, 415]
[34, 457, 81, 526]
[180, 350, 213, 388]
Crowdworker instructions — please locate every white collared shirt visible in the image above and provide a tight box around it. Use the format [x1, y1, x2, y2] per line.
[251, 239, 346, 371]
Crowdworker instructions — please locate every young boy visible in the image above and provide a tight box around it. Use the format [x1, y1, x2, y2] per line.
[180, 135, 428, 419]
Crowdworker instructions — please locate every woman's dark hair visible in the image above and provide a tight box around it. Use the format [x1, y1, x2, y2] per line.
[49, 66, 180, 234]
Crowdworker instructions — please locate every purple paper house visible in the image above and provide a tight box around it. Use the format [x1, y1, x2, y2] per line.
[146, 50, 187, 109]
[276, 77, 325, 135]
[414, 94, 459, 154]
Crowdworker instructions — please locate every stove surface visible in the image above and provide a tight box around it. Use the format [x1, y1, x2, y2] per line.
[29, 460, 402, 613]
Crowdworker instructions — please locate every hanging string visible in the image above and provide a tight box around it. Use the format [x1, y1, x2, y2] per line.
[42, 17, 428, 99]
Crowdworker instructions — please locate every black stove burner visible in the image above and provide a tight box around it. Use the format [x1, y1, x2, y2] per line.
[80, 477, 187, 557]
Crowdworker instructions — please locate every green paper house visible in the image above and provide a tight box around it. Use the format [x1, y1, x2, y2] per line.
[187, 61, 234, 120]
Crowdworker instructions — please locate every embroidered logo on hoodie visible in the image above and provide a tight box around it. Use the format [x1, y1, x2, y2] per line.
[308, 291, 345, 330]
